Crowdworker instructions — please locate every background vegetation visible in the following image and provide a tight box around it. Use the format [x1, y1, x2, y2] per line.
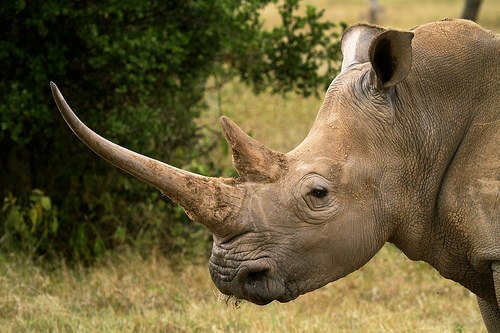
[0, 0, 343, 261]
[1, 0, 499, 332]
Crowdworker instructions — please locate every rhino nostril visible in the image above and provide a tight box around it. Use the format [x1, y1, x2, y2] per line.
[245, 268, 269, 285]
[241, 268, 274, 305]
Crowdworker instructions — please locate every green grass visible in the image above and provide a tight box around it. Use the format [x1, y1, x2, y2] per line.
[2, 1, 498, 332]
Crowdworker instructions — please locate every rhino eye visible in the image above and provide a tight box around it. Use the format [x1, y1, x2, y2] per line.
[310, 187, 328, 198]
[296, 175, 337, 216]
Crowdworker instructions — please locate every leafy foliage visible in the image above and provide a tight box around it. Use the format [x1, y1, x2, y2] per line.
[0, 0, 343, 262]
[2, 189, 59, 257]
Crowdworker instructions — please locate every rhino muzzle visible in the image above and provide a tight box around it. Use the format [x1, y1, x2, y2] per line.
[209, 256, 288, 305]
[209, 240, 290, 305]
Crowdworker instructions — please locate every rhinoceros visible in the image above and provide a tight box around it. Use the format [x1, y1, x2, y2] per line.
[51, 19, 499, 331]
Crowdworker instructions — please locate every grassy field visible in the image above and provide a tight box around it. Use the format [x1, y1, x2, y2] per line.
[0, 246, 485, 332]
[2, 1, 499, 332]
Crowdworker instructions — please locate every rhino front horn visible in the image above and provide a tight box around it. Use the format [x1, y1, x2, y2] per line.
[220, 116, 287, 182]
[50, 82, 242, 236]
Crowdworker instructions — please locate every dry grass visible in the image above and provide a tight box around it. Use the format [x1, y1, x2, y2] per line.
[2, 1, 498, 332]
[0, 245, 485, 332]
[262, 0, 500, 32]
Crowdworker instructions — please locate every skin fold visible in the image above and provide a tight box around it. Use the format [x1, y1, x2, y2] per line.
[51, 19, 499, 331]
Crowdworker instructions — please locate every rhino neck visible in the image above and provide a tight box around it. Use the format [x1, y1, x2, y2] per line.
[386, 22, 498, 301]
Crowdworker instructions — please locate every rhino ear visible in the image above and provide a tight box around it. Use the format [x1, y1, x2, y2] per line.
[368, 30, 414, 88]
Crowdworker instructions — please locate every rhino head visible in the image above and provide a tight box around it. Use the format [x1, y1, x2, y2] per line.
[51, 24, 414, 305]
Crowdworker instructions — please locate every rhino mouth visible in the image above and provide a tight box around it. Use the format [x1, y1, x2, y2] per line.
[209, 257, 287, 305]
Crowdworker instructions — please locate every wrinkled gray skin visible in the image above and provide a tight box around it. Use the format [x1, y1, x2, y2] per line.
[52, 19, 499, 331]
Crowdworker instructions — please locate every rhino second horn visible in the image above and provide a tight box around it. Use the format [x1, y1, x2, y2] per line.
[219, 116, 287, 182]
[50, 82, 242, 235]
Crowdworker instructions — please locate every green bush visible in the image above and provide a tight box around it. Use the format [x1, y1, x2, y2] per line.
[1, 189, 59, 257]
[0, 0, 343, 262]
